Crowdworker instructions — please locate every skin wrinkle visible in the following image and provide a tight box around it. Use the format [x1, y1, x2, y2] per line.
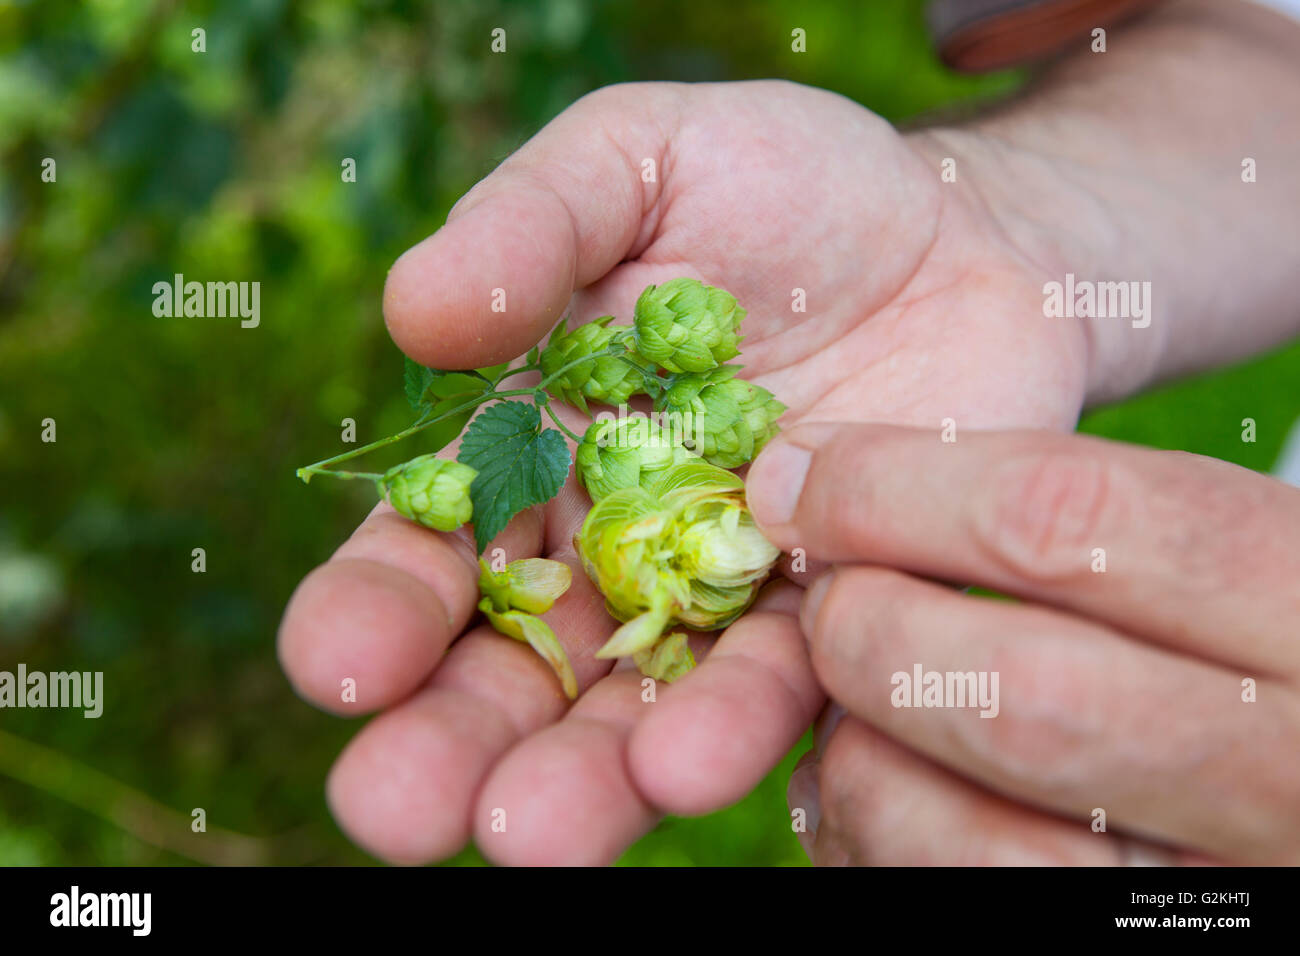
[622, 86, 684, 261]
[926, 129, 1168, 405]
[433, 634, 568, 738]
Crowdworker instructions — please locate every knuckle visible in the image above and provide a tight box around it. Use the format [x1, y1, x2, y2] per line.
[976, 447, 1120, 582]
[808, 567, 909, 685]
[956, 632, 1102, 795]
[817, 721, 881, 860]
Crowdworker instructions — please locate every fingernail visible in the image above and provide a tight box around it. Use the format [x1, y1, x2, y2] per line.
[814, 702, 846, 756]
[800, 570, 834, 638]
[787, 756, 822, 839]
[748, 441, 811, 527]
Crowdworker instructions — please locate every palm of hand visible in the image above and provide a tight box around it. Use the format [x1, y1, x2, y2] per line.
[279, 81, 1087, 864]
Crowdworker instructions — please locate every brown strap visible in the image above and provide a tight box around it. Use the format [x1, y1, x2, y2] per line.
[928, 0, 1165, 71]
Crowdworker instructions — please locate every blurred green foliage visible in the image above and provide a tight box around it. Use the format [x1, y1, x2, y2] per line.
[1, 0, 1295, 866]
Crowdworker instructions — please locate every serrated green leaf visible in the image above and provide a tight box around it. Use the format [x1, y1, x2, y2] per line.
[405, 357, 492, 414]
[404, 356, 436, 411]
[457, 401, 571, 553]
[425, 371, 488, 403]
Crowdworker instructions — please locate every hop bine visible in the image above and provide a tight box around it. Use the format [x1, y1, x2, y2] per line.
[377, 455, 476, 532]
[575, 460, 780, 679]
[655, 365, 785, 468]
[631, 277, 745, 374]
[539, 316, 654, 414]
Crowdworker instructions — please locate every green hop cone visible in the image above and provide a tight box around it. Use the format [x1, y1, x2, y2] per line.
[378, 455, 476, 532]
[655, 365, 786, 468]
[633, 632, 696, 683]
[477, 556, 578, 699]
[575, 415, 695, 502]
[631, 278, 745, 374]
[478, 556, 572, 615]
[539, 316, 654, 414]
[575, 461, 780, 667]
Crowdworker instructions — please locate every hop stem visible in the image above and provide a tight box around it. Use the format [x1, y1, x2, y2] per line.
[296, 342, 630, 483]
[542, 403, 584, 444]
[295, 388, 537, 481]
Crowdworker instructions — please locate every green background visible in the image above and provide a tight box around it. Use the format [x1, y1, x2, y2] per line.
[1, 0, 1296, 866]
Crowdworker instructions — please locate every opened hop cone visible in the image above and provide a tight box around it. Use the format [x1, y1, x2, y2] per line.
[478, 557, 578, 699]
[377, 455, 476, 532]
[575, 460, 780, 677]
[575, 415, 696, 501]
[631, 277, 745, 374]
[633, 631, 696, 683]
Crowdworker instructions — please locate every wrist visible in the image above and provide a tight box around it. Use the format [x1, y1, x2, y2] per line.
[911, 124, 1166, 407]
[912, 0, 1300, 406]
[905, 125, 1143, 408]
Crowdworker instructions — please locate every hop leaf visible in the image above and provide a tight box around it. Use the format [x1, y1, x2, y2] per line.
[457, 401, 571, 553]
[402, 357, 494, 454]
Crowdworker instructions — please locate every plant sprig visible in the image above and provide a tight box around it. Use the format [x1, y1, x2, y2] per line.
[296, 341, 634, 551]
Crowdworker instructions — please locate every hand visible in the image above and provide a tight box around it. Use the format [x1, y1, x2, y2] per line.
[747, 423, 1300, 865]
[277, 79, 1089, 865]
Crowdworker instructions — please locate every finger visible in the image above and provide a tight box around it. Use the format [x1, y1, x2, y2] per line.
[804, 565, 1300, 863]
[325, 624, 571, 864]
[461, 579, 804, 864]
[627, 581, 825, 815]
[803, 716, 1194, 866]
[327, 495, 623, 864]
[473, 669, 659, 866]
[749, 422, 1300, 676]
[383, 84, 680, 368]
[278, 501, 543, 714]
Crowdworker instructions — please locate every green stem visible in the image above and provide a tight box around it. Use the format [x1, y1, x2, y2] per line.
[296, 388, 536, 481]
[296, 344, 631, 482]
[543, 404, 584, 444]
[497, 362, 541, 381]
[535, 343, 629, 390]
[312, 469, 383, 482]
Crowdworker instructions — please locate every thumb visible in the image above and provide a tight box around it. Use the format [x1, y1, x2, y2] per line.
[382, 85, 679, 369]
[748, 421, 950, 562]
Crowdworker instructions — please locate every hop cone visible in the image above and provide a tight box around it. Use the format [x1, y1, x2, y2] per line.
[655, 365, 786, 468]
[575, 460, 780, 663]
[377, 455, 476, 532]
[631, 278, 745, 374]
[478, 556, 572, 615]
[477, 557, 577, 699]
[539, 316, 653, 414]
[575, 415, 695, 501]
